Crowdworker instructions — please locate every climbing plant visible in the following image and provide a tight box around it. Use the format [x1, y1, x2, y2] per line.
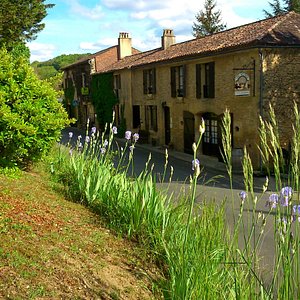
[90, 73, 118, 129]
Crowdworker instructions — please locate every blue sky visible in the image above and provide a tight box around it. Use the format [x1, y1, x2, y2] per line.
[28, 0, 272, 62]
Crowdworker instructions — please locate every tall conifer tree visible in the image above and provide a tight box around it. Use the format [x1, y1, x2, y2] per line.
[192, 0, 226, 38]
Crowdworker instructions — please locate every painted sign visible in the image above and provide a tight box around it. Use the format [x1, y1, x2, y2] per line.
[234, 72, 250, 96]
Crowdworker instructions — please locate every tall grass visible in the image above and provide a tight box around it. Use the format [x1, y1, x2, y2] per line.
[49, 102, 300, 299]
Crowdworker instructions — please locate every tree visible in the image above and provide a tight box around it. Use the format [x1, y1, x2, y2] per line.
[192, 0, 226, 38]
[0, 48, 70, 168]
[0, 0, 54, 49]
[264, 0, 300, 17]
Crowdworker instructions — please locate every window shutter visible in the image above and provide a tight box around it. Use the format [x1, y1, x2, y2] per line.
[143, 70, 147, 94]
[182, 65, 186, 97]
[171, 67, 176, 97]
[209, 62, 215, 98]
[152, 68, 156, 94]
[196, 64, 201, 98]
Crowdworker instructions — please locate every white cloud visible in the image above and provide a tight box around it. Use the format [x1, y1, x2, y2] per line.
[28, 42, 56, 62]
[66, 0, 104, 20]
[80, 37, 117, 51]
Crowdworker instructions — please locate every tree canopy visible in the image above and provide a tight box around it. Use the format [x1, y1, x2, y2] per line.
[0, 0, 54, 49]
[192, 0, 226, 38]
[264, 0, 300, 17]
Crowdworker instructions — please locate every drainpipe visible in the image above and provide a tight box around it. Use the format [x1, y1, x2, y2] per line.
[259, 49, 264, 173]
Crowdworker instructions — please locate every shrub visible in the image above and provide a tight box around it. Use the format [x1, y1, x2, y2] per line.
[0, 48, 69, 168]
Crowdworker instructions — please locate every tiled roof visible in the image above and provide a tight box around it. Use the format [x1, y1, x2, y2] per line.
[98, 12, 300, 73]
[62, 46, 140, 71]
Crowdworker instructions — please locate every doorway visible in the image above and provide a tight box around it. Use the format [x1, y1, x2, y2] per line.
[164, 106, 171, 145]
[183, 111, 195, 154]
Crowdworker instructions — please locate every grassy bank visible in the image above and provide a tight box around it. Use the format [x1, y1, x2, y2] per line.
[0, 168, 159, 299]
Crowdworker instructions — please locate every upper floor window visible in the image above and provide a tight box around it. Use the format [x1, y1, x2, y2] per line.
[81, 73, 87, 87]
[143, 68, 156, 94]
[114, 74, 121, 90]
[114, 74, 121, 98]
[196, 62, 215, 99]
[171, 65, 186, 98]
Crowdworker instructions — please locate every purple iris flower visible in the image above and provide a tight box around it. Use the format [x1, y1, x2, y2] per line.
[192, 159, 200, 171]
[125, 131, 132, 140]
[293, 205, 300, 222]
[239, 191, 247, 202]
[266, 193, 279, 209]
[133, 133, 139, 142]
[280, 186, 293, 207]
[91, 127, 97, 134]
[85, 136, 90, 143]
[103, 139, 108, 147]
[112, 126, 118, 135]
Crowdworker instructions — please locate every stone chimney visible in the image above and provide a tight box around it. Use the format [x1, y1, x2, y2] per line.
[161, 29, 176, 50]
[118, 32, 132, 60]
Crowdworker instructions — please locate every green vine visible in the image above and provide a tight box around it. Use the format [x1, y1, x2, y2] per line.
[91, 73, 118, 129]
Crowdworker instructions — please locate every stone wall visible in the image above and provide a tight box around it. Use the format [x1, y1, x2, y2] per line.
[262, 48, 300, 150]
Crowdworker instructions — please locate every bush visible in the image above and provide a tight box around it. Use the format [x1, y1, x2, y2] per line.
[0, 48, 70, 168]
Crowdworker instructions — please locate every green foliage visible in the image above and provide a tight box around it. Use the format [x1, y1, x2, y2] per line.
[91, 73, 118, 128]
[31, 53, 91, 80]
[0, 0, 54, 50]
[0, 48, 70, 168]
[192, 0, 226, 38]
[264, 0, 300, 17]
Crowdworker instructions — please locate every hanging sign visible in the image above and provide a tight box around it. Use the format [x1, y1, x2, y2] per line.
[234, 72, 250, 96]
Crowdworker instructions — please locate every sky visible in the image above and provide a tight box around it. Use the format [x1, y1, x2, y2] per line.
[27, 0, 272, 62]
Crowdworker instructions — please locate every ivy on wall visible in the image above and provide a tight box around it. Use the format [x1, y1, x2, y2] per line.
[91, 72, 118, 128]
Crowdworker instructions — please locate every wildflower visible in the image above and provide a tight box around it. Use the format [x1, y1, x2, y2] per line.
[292, 205, 300, 222]
[68, 132, 73, 138]
[129, 145, 135, 152]
[69, 149, 73, 156]
[266, 193, 279, 209]
[91, 127, 97, 134]
[85, 136, 90, 143]
[125, 130, 132, 140]
[192, 159, 200, 171]
[100, 147, 106, 154]
[78, 135, 82, 140]
[239, 191, 247, 202]
[78, 142, 83, 151]
[133, 133, 139, 142]
[280, 186, 293, 207]
[103, 139, 108, 147]
[112, 126, 118, 135]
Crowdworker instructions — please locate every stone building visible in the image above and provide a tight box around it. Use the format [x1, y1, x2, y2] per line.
[95, 12, 300, 169]
[63, 12, 300, 169]
[62, 34, 140, 128]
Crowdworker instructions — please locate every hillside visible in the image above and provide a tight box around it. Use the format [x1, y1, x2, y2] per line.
[0, 168, 159, 299]
[31, 53, 91, 80]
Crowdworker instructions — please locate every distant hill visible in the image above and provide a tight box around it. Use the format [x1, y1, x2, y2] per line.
[31, 53, 91, 80]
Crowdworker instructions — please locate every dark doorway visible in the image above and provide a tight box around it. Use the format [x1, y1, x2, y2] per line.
[164, 106, 171, 145]
[132, 105, 140, 129]
[183, 111, 195, 154]
[202, 112, 220, 157]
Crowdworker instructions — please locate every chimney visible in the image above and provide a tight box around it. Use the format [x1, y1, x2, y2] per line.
[161, 29, 176, 50]
[118, 32, 132, 60]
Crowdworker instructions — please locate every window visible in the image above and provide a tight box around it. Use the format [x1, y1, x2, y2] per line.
[114, 74, 121, 98]
[114, 74, 121, 89]
[145, 105, 157, 131]
[143, 68, 156, 94]
[171, 65, 186, 98]
[204, 62, 215, 98]
[82, 73, 87, 87]
[195, 62, 215, 99]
